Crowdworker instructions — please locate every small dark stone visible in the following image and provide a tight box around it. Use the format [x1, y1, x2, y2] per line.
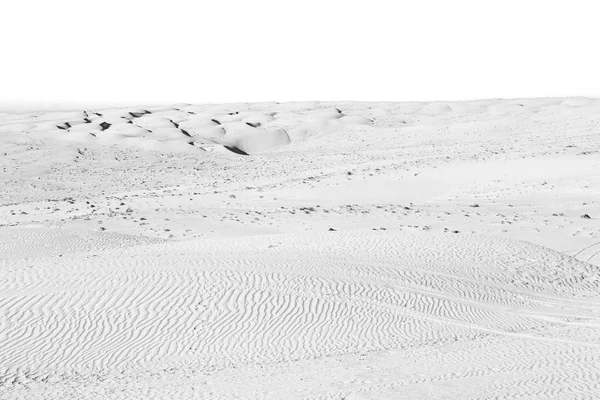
[581, 214, 591, 219]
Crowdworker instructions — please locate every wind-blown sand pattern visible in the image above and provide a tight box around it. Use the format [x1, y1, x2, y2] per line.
[1, 99, 600, 399]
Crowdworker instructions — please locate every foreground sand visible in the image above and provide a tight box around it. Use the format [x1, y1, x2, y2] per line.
[1, 98, 600, 399]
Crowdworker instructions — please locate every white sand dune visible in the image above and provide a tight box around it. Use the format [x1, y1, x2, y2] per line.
[1, 98, 600, 399]
[0, 227, 164, 260]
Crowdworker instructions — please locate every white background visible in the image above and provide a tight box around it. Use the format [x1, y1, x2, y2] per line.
[1, 0, 599, 110]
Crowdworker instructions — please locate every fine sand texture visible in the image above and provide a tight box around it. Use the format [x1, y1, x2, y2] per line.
[1, 98, 600, 399]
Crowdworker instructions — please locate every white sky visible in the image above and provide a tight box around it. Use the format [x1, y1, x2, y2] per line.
[1, 0, 599, 110]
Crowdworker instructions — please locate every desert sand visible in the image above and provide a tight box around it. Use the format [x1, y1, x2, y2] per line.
[1, 98, 600, 399]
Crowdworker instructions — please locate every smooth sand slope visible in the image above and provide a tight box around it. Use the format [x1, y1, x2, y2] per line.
[1, 98, 600, 399]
